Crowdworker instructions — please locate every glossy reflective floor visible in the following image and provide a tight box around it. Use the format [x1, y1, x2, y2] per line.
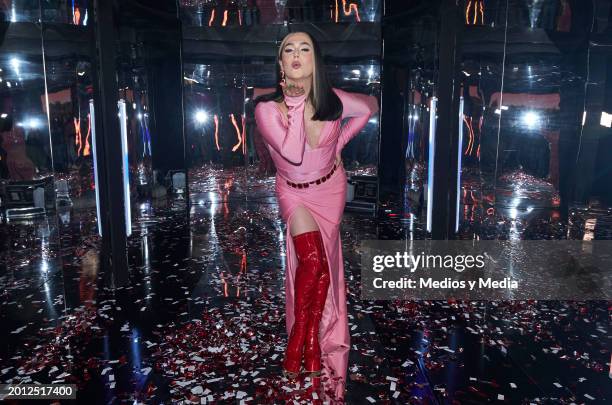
[1, 166, 611, 404]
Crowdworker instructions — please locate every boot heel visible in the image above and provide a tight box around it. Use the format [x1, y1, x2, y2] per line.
[282, 368, 299, 380]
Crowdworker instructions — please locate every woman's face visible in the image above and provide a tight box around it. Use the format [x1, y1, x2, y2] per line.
[279, 32, 315, 83]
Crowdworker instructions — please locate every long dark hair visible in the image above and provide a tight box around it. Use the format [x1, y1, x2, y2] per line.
[254, 31, 342, 122]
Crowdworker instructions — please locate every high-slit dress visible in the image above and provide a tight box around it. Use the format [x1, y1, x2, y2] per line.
[254, 87, 376, 401]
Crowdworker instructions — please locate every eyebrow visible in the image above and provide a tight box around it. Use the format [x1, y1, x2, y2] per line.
[284, 42, 311, 47]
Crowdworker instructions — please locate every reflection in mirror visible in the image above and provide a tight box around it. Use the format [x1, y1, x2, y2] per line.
[326, 62, 379, 176]
[112, 1, 188, 248]
[184, 63, 248, 197]
[0, 10, 63, 291]
[42, 24, 98, 224]
[458, 27, 506, 235]
[383, 0, 440, 235]
[0, 21, 56, 218]
[492, 61, 562, 208]
[456, 0, 612, 240]
[179, 0, 381, 26]
[41, 13, 101, 274]
[0, 0, 90, 24]
[117, 64, 154, 194]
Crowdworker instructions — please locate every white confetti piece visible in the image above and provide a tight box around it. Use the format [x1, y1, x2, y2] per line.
[510, 382, 517, 389]
[366, 397, 376, 403]
[10, 326, 27, 334]
[553, 382, 562, 388]
[175, 380, 195, 387]
[497, 394, 504, 400]
[584, 394, 595, 400]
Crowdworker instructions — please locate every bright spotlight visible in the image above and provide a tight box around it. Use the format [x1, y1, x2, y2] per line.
[26, 118, 41, 129]
[522, 111, 540, 129]
[195, 110, 208, 124]
[18, 118, 42, 129]
[10, 58, 20, 72]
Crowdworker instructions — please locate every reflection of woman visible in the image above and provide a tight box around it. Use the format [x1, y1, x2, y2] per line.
[1, 115, 36, 180]
[254, 31, 378, 402]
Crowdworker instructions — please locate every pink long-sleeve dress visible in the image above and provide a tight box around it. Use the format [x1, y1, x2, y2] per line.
[254, 87, 376, 402]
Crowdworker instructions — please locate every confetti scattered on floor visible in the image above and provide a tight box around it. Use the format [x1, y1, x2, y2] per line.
[1, 165, 610, 403]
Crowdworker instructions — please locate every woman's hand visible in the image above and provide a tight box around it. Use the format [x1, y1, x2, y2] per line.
[281, 80, 306, 98]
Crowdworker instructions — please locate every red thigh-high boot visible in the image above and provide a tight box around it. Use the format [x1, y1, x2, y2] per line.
[303, 232, 330, 376]
[283, 230, 323, 379]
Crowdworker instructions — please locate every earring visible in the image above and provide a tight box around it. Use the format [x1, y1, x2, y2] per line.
[280, 70, 286, 85]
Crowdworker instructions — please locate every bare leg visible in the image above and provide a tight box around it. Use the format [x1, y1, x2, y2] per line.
[289, 205, 320, 236]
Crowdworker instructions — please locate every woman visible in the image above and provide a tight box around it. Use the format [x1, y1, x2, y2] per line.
[254, 31, 378, 402]
[1, 114, 36, 181]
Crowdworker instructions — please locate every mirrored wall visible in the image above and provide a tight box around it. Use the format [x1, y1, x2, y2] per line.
[458, 0, 602, 238]
[390, 0, 612, 239]
[179, 0, 382, 26]
[0, 1, 98, 294]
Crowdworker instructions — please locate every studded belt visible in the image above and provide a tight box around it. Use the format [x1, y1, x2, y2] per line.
[285, 161, 340, 189]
